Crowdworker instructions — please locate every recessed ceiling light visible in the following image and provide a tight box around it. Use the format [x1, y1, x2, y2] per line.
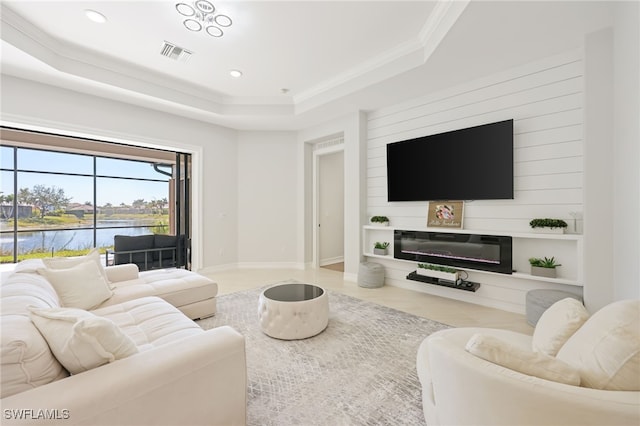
[230, 70, 243, 78]
[85, 9, 107, 24]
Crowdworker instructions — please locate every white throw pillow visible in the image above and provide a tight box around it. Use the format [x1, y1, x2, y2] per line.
[532, 297, 589, 356]
[0, 315, 69, 398]
[29, 307, 138, 375]
[557, 299, 640, 390]
[38, 260, 113, 310]
[465, 333, 581, 386]
[42, 248, 110, 284]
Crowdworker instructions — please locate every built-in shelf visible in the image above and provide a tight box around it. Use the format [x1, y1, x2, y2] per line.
[364, 251, 582, 287]
[510, 272, 580, 286]
[406, 271, 481, 292]
[363, 225, 583, 287]
[363, 225, 583, 241]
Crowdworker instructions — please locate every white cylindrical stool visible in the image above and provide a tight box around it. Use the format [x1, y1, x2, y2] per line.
[358, 262, 385, 288]
[258, 283, 329, 340]
[526, 289, 583, 326]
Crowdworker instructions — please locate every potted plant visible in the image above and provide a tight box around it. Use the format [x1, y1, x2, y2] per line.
[370, 216, 390, 226]
[416, 263, 459, 282]
[373, 242, 390, 255]
[529, 257, 561, 278]
[529, 218, 568, 234]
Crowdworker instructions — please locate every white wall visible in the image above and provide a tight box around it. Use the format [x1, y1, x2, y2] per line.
[0, 75, 239, 272]
[583, 28, 614, 311]
[365, 50, 586, 313]
[236, 131, 299, 268]
[583, 2, 640, 311]
[367, 50, 585, 232]
[612, 1, 640, 302]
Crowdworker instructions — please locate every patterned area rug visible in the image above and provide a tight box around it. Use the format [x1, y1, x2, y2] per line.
[197, 284, 450, 426]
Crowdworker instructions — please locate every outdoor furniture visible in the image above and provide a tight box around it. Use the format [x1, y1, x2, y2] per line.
[106, 234, 187, 271]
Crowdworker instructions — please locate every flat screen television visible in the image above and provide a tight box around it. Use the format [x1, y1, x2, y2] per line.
[386, 119, 514, 201]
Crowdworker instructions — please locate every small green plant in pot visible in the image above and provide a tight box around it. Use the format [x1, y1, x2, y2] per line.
[529, 256, 561, 278]
[370, 216, 390, 226]
[529, 218, 568, 234]
[416, 263, 459, 282]
[373, 241, 389, 255]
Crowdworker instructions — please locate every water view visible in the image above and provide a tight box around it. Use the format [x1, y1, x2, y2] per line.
[0, 219, 164, 258]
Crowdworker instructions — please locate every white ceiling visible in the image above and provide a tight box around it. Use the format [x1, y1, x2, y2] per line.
[0, 1, 614, 130]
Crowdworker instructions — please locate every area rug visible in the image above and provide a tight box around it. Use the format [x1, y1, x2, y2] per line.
[197, 284, 450, 426]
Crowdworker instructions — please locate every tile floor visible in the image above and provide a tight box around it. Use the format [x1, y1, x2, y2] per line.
[204, 267, 534, 335]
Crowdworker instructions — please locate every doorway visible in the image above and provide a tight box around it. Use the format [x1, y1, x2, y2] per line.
[313, 145, 344, 272]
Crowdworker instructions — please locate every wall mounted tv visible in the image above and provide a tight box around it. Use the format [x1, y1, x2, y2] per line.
[386, 119, 514, 201]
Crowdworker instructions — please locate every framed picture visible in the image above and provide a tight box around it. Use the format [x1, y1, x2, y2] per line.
[427, 201, 464, 229]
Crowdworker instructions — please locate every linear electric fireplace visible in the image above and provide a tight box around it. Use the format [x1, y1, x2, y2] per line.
[394, 230, 512, 274]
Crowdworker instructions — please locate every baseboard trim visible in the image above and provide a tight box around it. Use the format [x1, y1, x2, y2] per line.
[320, 256, 344, 267]
[198, 262, 306, 275]
[343, 272, 358, 282]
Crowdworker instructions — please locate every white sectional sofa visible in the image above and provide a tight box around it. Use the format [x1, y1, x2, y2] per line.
[0, 253, 247, 425]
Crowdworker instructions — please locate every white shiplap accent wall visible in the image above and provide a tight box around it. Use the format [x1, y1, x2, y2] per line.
[365, 50, 585, 313]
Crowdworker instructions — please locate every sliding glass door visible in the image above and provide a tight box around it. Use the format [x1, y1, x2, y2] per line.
[0, 129, 192, 268]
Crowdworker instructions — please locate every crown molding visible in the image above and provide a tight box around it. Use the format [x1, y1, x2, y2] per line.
[419, 0, 470, 56]
[292, 0, 470, 113]
[0, 1, 467, 120]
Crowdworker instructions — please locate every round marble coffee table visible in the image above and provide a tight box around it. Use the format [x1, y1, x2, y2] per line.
[258, 283, 329, 340]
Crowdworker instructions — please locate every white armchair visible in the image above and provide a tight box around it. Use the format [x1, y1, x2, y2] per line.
[417, 299, 640, 426]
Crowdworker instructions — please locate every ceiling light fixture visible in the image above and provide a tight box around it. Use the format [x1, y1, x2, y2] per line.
[229, 70, 242, 78]
[85, 9, 107, 24]
[175, 1, 232, 38]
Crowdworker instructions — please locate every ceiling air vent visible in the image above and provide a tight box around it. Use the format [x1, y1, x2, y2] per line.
[160, 41, 192, 63]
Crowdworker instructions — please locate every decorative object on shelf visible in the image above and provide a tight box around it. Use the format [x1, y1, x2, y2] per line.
[529, 218, 568, 234]
[427, 201, 464, 229]
[529, 257, 562, 278]
[373, 242, 390, 255]
[416, 263, 460, 282]
[175, 0, 232, 37]
[569, 211, 582, 234]
[370, 216, 390, 226]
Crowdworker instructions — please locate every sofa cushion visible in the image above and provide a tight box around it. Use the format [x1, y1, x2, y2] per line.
[532, 297, 589, 356]
[92, 296, 203, 350]
[466, 333, 581, 386]
[0, 315, 69, 398]
[557, 299, 640, 390]
[42, 248, 110, 284]
[98, 268, 217, 311]
[12, 258, 46, 274]
[1, 273, 60, 314]
[29, 307, 138, 375]
[1, 271, 64, 397]
[38, 261, 113, 310]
